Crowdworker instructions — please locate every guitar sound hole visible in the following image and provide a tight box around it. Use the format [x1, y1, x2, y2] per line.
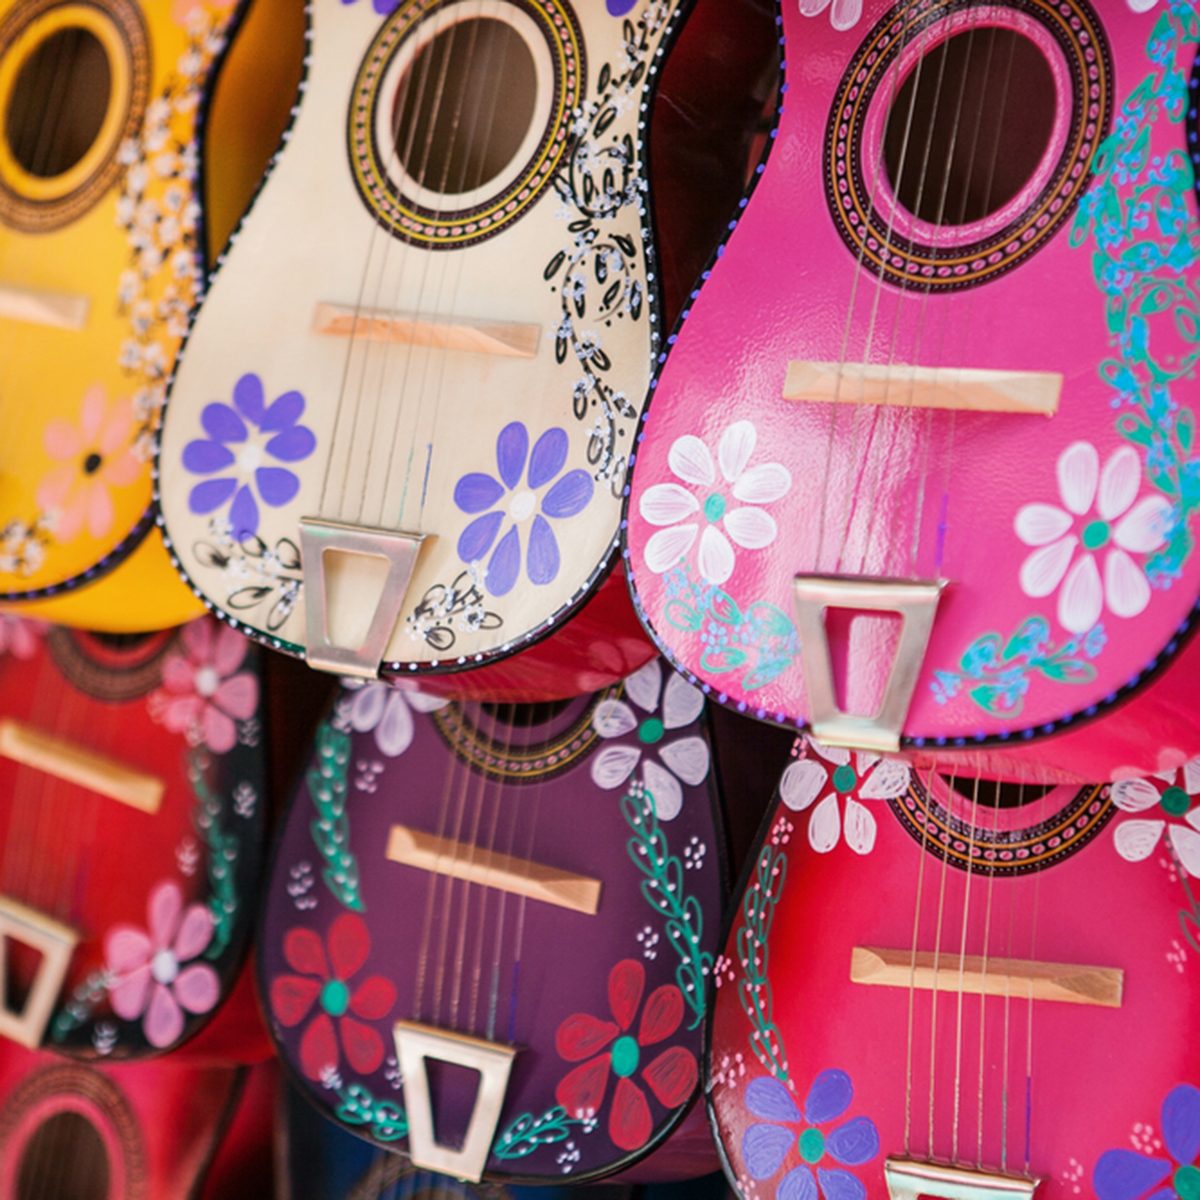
[480, 698, 572, 727]
[882, 26, 1055, 226]
[942, 776, 1057, 810]
[16, 1112, 110, 1200]
[392, 17, 536, 197]
[4, 28, 111, 178]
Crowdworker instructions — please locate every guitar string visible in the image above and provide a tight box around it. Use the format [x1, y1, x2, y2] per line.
[902, 764, 934, 1156]
[975, 770, 1004, 1166]
[1023, 822, 1044, 1174]
[925, 758, 953, 1158]
[999, 786, 1020, 1175]
[950, 770, 981, 1162]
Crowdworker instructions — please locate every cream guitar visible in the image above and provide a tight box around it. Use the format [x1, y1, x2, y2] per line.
[157, 0, 689, 682]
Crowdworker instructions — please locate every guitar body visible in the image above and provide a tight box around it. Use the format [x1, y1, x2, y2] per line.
[259, 660, 725, 1181]
[624, 0, 1200, 779]
[157, 0, 696, 689]
[708, 738, 1200, 1200]
[0, 616, 265, 1060]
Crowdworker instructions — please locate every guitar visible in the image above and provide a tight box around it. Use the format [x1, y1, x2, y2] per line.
[0, 615, 266, 1061]
[155, 0, 727, 690]
[623, 1, 1200, 781]
[707, 737, 1199, 1200]
[0, 0, 294, 632]
[259, 659, 724, 1182]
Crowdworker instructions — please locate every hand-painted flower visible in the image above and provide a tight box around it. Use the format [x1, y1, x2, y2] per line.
[640, 421, 791, 586]
[37, 386, 141, 541]
[1014, 442, 1172, 635]
[1111, 756, 1200, 876]
[589, 659, 709, 821]
[105, 879, 220, 1049]
[149, 620, 258, 753]
[742, 1072, 880, 1200]
[1094, 1083, 1200, 1200]
[555, 959, 698, 1152]
[797, 0, 863, 31]
[453, 422, 594, 598]
[340, 0, 400, 13]
[0, 616, 45, 660]
[339, 679, 448, 757]
[183, 373, 316, 539]
[779, 736, 910, 855]
[269, 913, 397, 1082]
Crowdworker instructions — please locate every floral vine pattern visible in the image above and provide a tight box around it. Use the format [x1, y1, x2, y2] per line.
[544, 1, 673, 491]
[334, 1082, 408, 1143]
[193, 522, 302, 634]
[492, 1105, 594, 1162]
[404, 569, 502, 653]
[307, 719, 364, 911]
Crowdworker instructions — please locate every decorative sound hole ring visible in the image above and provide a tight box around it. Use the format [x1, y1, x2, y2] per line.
[887, 772, 1113, 875]
[824, 0, 1112, 291]
[46, 627, 177, 702]
[348, 0, 584, 250]
[0, 0, 149, 232]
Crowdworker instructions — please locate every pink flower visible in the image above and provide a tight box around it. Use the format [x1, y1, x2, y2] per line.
[105, 880, 220, 1048]
[36, 386, 141, 541]
[0, 616, 45, 660]
[150, 620, 257, 752]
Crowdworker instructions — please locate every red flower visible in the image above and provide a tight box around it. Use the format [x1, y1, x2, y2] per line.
[269, 913, 397, 1082]
[554, 959, 698, 1151]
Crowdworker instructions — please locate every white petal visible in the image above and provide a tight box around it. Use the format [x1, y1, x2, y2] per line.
[718, 421, 757, 483]
[806, 736, 850, 767]
[348, 682, 387, 732]
[798, 0, 833, 14]
[853, 752, 880, 774]
[406, 690, 449, 713]
[808, 793, 842, 853]
[593, 699, 639, 738]
[843, 798, 878, 854]
[779, 760, 827, 812]
[1113, 494, 1171, 553]
[1097, 446, 1142, 520]
[590, 744, 641, 789]
[1182, 757, 1200, 795]
[662, 670, 703, 728]
[698, 526, 736, 585]
[659, 736, 710, 785]
[1187, 807, 1200, 833]
[1014, 504, 1072, 547]
[859, 757, 911, 800]
[376, 693, 415, 757]
[1019, 537, 1077, 598]
[732, 463, 792, 505]
[640, 483, 699, 527]
[1103, 548, 1151, 619]
[723, 507, 777, 550]
[830, 0, 862, 27]
[644, 760, 683, 821]
[1058, 553, 1103, 634]
[1126, 0, 1156, 9]
[1113, 818, 1164, 862]
[1057, 442, 1099, 515]
[1111, 777, 1163, 813]
[1167, 824, 1200, 876]
[644, 524, 697, 574]
[668, 435, 715, 487]
[624, 659, 662, 714]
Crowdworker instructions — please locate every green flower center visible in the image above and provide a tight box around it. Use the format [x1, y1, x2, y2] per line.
[320, 979, 350, 1018]
[1162, 785, 1190, 816]
[832, 764, 858, 793]
[703, 493, 727, 523]
[1174, 1165, 1200, 1200]
[798, 1128, 826, 1164]
[639, 717, 665, 745]
[83, 452, 102, 476]
[1082, 519, 1111, 550]
[611, 1035, 639, 1078]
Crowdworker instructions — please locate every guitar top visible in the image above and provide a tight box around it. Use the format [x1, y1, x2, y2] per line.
[623, 0, 1200, 778]
[707, 737, 1199, 1200]
[0, 615, 265, 1061]
[156, 0, 695, 684]
[259, 660, 724, 1182]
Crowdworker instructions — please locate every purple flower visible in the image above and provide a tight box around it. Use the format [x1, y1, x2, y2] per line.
[742, 1073, 880, 1200]
[453, 421, 593, 598]
[1095, 1084, 1200, 1200]
[340, 0, 400, 12]
[183, 373, 316, 539]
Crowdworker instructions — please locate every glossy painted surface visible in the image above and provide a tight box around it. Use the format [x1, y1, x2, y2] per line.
[708, 737, 1200, 1200]
[625, 1, 1200, 777]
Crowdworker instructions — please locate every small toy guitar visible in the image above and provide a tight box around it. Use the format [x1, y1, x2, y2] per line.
[707, 736, 1199, 1200]
[0, 615, 265, 1060]
[260, 660, 724, 1182]
[624, 1, 1200, 780]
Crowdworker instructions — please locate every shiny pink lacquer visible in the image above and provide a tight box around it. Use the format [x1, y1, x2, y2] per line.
[624, 0, 1200, 780]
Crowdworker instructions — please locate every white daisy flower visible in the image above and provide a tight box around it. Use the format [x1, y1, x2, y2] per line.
[1111, 756, 1200, 876]
[339, 680, 448, 758]
[639, 420, 791, 586]
[1015, 442, 1172, 634]
[589, 660, 710, 820]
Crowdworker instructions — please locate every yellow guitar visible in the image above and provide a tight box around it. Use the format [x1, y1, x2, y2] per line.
[0, 0, 297, 630]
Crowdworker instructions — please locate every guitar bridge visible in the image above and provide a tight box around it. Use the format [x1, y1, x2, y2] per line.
[885, 1157, 1041, 1200]
[0, 897, 77, 1049]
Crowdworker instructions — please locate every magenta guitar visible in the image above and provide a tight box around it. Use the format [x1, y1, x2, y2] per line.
[624, 1, 1200, 780]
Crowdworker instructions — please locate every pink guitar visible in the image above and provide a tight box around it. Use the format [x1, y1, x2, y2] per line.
[707, 736, 1200, 1200]
[624, 0, 1200, 780]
